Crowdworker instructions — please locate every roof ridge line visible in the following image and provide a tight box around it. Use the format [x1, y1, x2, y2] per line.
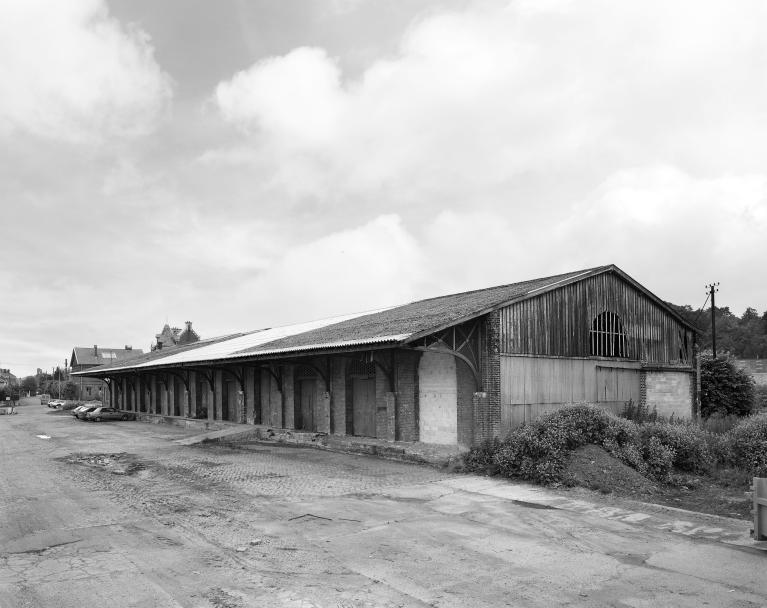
[395, 265, 610, 307]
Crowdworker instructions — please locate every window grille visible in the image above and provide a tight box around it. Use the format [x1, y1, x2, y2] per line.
[295, 365, 317, 379]
[589, 311, 628, 358]
[347, 360, 376, 377]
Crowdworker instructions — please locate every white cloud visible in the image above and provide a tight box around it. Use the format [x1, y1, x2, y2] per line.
[204, 0, 767, 316]
[217, 214, 426, 327]
[0, 0, 172, 142]
[215, 47, 346, 146]
[210, 0, 767, 204]
[560, 166, 767, 310]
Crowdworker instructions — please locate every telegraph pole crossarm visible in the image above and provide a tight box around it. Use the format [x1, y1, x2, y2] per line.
[705, 282, 720, 358]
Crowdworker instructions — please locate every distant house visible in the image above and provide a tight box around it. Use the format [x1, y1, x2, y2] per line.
[0, 368, 16, 389]
[70, 345, 144, 400]
[74, 265, 698, 447]
[153, 321, 200, 351]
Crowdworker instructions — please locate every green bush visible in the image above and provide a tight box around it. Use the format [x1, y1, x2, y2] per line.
[637, 422, 714, 473]
[492, 404, 639, 485]
[720, 414, 767, 476]
[463, 437, 501, 474]
[754, 386, 767, 412]
[621, 399, 659, 423]
[641, 437, 675, 481]
[700, 355, 755, 418]
[700, 413, 742, 435]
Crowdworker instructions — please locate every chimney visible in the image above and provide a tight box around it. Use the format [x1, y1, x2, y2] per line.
[125, 345, 132, 351]
[94, 344, 98, 357]
[185, 321, 192, 332]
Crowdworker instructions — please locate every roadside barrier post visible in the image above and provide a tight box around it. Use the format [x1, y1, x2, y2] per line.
[754, 478, 767, 541]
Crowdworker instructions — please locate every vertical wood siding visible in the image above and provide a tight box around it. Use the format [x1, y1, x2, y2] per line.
[500, 355, 641, 433]
[499, 273, 693, 365]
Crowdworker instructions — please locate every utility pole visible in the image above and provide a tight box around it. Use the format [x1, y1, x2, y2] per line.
[706, 282, 719, 358]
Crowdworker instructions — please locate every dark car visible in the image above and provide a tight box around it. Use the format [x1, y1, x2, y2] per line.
[85, 407, 132, 422]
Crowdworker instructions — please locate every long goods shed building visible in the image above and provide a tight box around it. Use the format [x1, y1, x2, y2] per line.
[73, 265, 698, 446]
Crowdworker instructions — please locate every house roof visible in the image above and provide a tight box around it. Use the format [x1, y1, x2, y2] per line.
[71, 347, 145, 367]
[72, 264, 693, 376]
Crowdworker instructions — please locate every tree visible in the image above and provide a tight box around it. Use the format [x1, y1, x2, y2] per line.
[62, 382, 78, 400]
[21, 376, 38, 394]
[699, 354, 755, 418]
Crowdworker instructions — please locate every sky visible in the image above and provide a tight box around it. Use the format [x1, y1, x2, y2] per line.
[1, 0, 765, 378]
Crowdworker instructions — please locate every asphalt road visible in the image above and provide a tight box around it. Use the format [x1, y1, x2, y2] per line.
[1, 399, 765, 607]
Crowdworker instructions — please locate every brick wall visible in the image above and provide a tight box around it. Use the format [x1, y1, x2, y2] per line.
[394, 350, 419, 442]
[456, 358, 475, 446]
[474, 312, 500, 443]
[282, 365, 294, 429]
[263, 368, 283, 427]
[374, 353, 391, 439]
[645, 370, 693, 418]
[330, 357, 346, 435]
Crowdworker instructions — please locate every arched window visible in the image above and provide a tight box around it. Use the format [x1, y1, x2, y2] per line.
[590, 311, 628, 358]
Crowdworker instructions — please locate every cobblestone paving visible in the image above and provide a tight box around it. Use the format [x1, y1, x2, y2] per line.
[163, 444, 452, 498]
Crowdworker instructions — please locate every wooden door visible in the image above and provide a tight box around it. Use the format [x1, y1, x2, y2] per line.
[172, 379, 181, 417]
[596, 366, 640, 414]
[352, 377, 376, 437]
[296, 379, 316, 431]
[221, 380, 229, 420]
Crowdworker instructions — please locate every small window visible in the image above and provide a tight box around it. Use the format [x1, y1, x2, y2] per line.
[295, 365, 317, 379]
[590, 311, 628, 358]
[347, 360, 376, 377]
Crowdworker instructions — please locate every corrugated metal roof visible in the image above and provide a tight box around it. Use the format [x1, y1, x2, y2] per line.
[75, 308, 395, 373]
[74, 265, 657, 375]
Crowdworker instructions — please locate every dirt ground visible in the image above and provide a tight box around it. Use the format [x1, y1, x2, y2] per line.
[1, 398, 765, 607]
[564, 444, 754, 520]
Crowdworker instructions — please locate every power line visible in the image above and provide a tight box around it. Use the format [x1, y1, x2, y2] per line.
[692, 292, 711, 327]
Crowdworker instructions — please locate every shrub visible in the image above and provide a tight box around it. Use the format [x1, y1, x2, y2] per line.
[463, 437, 501, 474]
[700, 355, 755, 418]
[621, 399, 659, 423]
[754, 386, 767, 412]
[642, 436, 675, 481]
[637, 422, 714, 473]
[720, 414, 767, 476]
[492, 404, 639, 485]
[700, 413, 742, 435]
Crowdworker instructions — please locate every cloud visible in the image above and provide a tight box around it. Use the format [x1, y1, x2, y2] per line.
[0, 0, 172, 142]
[215, 47, 346, 146]
[210, 0, 767, 207]
[560, 166, 767, 310]
[224, 214, 426, 327]
[204, 0, 767, 316]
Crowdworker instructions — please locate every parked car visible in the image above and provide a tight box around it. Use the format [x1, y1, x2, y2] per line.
[85, 407, 132, 422]
[72, 404, 93, 417]
[48, 399, 64, 409]
[75, 405, 100, 420]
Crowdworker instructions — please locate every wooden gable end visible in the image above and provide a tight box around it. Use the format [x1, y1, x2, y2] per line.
[498, 271, 694, 365]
